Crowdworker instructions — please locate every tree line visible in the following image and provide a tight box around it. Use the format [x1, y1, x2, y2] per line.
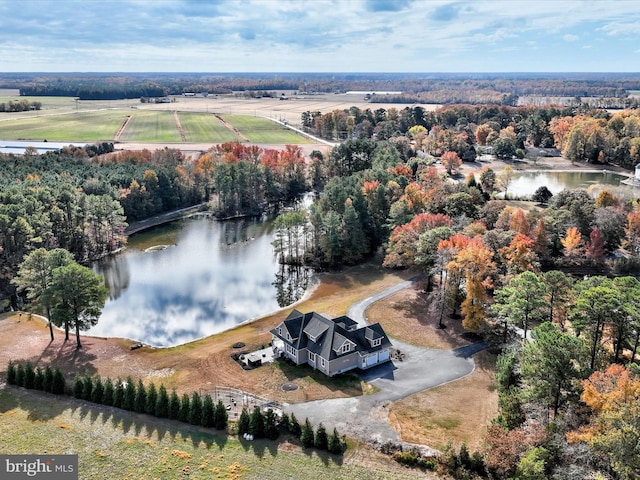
[0, 99, 41, 112]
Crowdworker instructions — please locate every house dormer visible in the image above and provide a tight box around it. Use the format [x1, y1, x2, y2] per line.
[364, 327, 384, 348]
[332, 332, 356, 355]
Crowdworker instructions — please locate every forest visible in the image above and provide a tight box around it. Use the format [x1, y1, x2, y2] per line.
[4, 71, 640, 104]
[2, 95, 640, 477]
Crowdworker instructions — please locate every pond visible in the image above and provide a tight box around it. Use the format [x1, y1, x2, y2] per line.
[89, 215, 312, 347]
[505, 170, 638, 198]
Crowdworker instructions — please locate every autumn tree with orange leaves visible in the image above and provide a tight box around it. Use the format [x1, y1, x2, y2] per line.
[567, 365, 640, 480]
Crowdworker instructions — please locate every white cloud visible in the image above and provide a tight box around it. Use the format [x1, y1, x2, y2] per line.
[563, 34, 579, 42]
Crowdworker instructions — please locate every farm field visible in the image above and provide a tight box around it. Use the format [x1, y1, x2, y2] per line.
[178, 112, 240, 143]
[117, 111, 181, 143]
[222, 114, 311, 143]
[0, 110, 127, 142]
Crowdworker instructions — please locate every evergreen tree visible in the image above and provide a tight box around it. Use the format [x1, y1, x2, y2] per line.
[33, 367, 44, 391]
[289, 412, 301, 437]
[145, 383, 157, 415]
[91, 377, 104, 404]
[188, 392, 202, 425]
[113, 379, 124, 409]
[82, 376, 93, 401]
[15, 363, 25, 387]
[178, 393, 190, 423]
[43, 365, 53, 393]
[73, 375, 84, 399]
[328, 428, 345, 454]
[249, 406, 265, 438]
[134, 379, 146, 413]
[214, 400, 228, 430]
[51, 368, 66, 394]
[238, 407, 250, 435]
[155, 384, 169, 418]
[201, 395, 215, 428]
[300, 418, 315, 448]
[23, 362, 35, 389]
[314, 422, 328, 450]
[123, 376, 136, 411]
[102, 378, 114, 406]
[279, 412, 290, 434]
[264, 409, 279, 440]
[6, 361, 16, 385]
[168, 390, 181, 420]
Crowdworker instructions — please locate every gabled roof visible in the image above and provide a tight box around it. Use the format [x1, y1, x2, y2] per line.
[271, 310, 392, 362]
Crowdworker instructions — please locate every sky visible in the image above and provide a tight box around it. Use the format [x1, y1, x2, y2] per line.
[1, 0, 639, 72]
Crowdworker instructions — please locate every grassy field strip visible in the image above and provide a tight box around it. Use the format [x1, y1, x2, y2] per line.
[178, 112, 240, 143]
[0, 387, 420, 480]
[118, 111, 182, 142]
[0, 110, 127, 142]
[221, 114, 311, 144]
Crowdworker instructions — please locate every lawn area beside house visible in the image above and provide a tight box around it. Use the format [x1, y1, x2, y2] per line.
[366, 283, 498, 451]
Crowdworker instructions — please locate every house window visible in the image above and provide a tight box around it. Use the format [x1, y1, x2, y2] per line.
[372, 338, 381, 347]
[309, 352, 316, 363]
[341, 343, 351, 354]
[278, 327, 282, 336]
[320, 357, 326, 367]
[286, 344, 297, 356]
[286, 333, 291, 341]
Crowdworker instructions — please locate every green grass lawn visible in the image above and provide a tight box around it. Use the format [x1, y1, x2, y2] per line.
[0, 387, 417, 480]
[0, 110, 128, 142]
[118, 111, 182, 143]
[178, 112, 240, 143]
[222, 115, 311, 144]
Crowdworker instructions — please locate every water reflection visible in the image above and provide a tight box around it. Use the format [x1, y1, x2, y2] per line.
[507, 171, 634, 198]
[91, 215, 312, 347]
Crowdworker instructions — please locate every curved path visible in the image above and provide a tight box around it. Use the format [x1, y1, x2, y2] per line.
[285, 278, 488, 445]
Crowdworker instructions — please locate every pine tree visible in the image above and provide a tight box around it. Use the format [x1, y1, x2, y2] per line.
[328, 428, 344, 454]
[34, 367, 44, 391]
[73, 375, 84, 398]
[168, 390, 181, 420]
[300, 418, 315, 448]
[249, 406, 265, 438]
[23, 362, 35, 389]
[314, 422, 328, 450]
[134, 379, 146, 413]
[15, 363, 25, 387]
[6, 361, 16, 385]
[264, 409, 279, 440]
[155, 385, 169, 418]
[201, 395, 215, 427]
[91, 377, 104, 404]
[102, 378, 114, 406]
[214, 400, 228, 430]
[237, 407, 250, 435]
[82, 376, 93, 401]
[178, 393, 190, 423]
[145, 383, 157, 415]
[43, 365, 53, 393]
[123, 376, 136, 411]
[51, 368, 66, 394]
[188, 392, 202, 425]
[279, 412, 290, 434]
[113, 379, 124, 408]
[289, 412, 301, 437]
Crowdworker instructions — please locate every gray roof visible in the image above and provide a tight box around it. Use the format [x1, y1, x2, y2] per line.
[271, 310, 392, 362]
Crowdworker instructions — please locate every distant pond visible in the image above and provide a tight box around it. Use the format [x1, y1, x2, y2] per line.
[506, 170, 637, 198]
[89, 215, 312, 347]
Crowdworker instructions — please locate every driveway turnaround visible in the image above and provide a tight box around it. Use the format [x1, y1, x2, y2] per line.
[285, 278, 488, 445]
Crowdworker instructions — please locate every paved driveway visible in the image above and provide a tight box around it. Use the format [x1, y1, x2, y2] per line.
[285, 278, 488, 444]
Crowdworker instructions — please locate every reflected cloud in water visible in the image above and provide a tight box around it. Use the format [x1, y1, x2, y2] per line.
[90, 216, 310, 347]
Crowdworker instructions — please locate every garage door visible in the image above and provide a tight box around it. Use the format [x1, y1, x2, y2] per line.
[378, 350, 390, 362]
[365, 353, 378, 366]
